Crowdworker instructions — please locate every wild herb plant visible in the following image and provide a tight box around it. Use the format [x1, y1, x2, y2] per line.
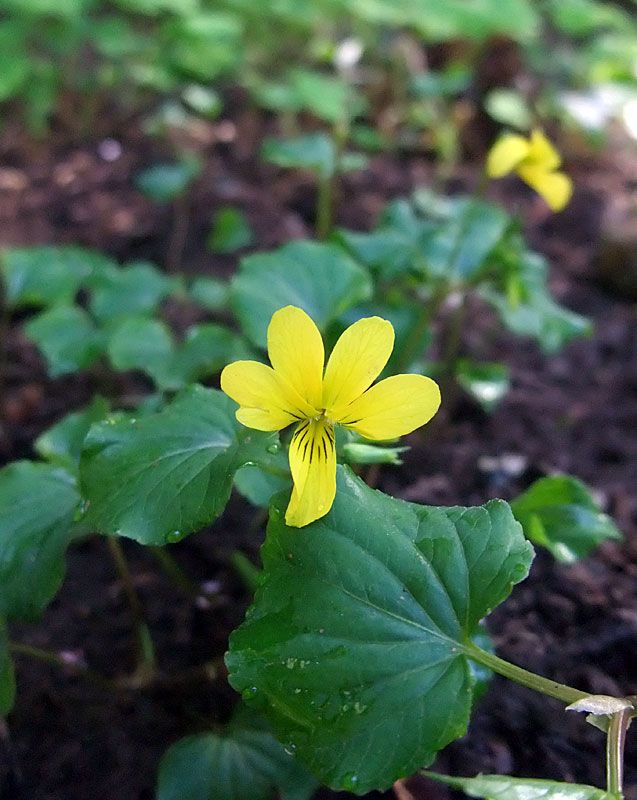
[0, 175, 626, 799]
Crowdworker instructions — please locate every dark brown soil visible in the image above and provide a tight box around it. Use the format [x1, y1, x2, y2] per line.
[0, 110, 636, 800]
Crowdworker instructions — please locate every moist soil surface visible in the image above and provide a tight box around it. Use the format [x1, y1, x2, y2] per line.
[0, 111, 636, 800]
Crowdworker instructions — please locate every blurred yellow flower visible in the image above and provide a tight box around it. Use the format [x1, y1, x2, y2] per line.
[486, 129, 573, 212]
[221, 306, 441, 527]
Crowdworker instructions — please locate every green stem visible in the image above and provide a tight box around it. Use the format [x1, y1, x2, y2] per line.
[465, 643, 589, 705]
[106, 538, 156, 675]
[442, 293, 467, 374]
[10, 641, 224, 693]
[394, 283, 448, 374]
[149, 546, 205, 602]
[606, 708, 630, 799]
[9, 642, 117, 691]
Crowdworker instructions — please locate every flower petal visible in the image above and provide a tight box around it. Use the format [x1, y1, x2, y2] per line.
[323, 316, 394, 417]
[285, 418, 336, 527]
[525, 129, 561, 171]
[486, 133, 530, 178]
[335, 374, 441, 440]
[517, 165, 572, 211]
[267, 306, 324, 412]
[221, 360, 303, 431]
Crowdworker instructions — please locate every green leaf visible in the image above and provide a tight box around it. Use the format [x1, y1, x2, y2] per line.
[89, 261, 176, 323]
[80, 386, 276, 545]
[424, 772, 612, 800]
[208, 207, 253, 254]
[189, 277, 230, 311]
[107, 317, 175, 384]
[25, 305, 104, 377]
[232, 240, 372, 348]
[165, 12, 243, 82]
[249, 79, 300, 113]
[410, 64, 472, 98]
[160, 324, 253, 391]
[0, 462, 79, 621]
[262, 134, 336, 179]
[511, 476, 622, 563]
[0, 616, 15, 716]
[336, 204, 432, 281]
[234, 447, 291, 508]
[546, 0, 631, 36]
[227, 467, 534, 793]
[135, 157, 201, 202]
[484, 88, 533, 130]
[422, 198, 511, 281]
[289, 68, 363, 124]
[1, 246, 114, 309]
[482, 252, 592, 353]
[182, 84, 223, 118]
[35, 396, 110, 473]
[113, 0, 198, 14]
[356, 0, 539, 43]
[455, 360, 510, 412]
[157, 707, 317, 800]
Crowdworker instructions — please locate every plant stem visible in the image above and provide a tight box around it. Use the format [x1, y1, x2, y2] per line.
[394, 283, 448, 374]
[10, 641, 224, 693]
[606, 708, 630, 798]
[465, 643, 589, 705]
[149, 546, 205, 602]
[106, 537, 156, 676]
[9, 642, 117, 691]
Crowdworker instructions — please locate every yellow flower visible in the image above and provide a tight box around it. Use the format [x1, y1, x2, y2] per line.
[221, 306, 441, 527]
[486, 129, 573, 212]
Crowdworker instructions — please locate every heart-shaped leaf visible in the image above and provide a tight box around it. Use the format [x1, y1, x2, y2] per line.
[231, 241, 371, 348]
[1, 246, 113, 309]
[80, 386, 276, 545]
[157, 707, 317, 800]
[88, 261, 176, 323]
[0, 462, 79, 620]
[25, 305, 104, 377]
[511, 475, 622, 562]
[35, 396, 110, 473]
[106, 317, 175, 383]
[262, 134, 336, 179]
[227, 468, 533, 793]
[208, 207, 253, 254]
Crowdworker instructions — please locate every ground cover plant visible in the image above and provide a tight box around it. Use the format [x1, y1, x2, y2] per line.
[0, 1, 636, 799]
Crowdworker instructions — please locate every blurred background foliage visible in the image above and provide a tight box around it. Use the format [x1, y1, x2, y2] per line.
[0, 0, 636, 150]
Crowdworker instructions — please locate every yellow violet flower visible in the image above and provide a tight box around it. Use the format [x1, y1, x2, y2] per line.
[221, 306, 441, 527]
[486, 129, 573, 212]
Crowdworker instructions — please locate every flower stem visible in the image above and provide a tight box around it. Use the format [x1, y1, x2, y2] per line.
[464, 642, 589, 705]
[106, 537, 156, 677]
[606, 708, 630, 799]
